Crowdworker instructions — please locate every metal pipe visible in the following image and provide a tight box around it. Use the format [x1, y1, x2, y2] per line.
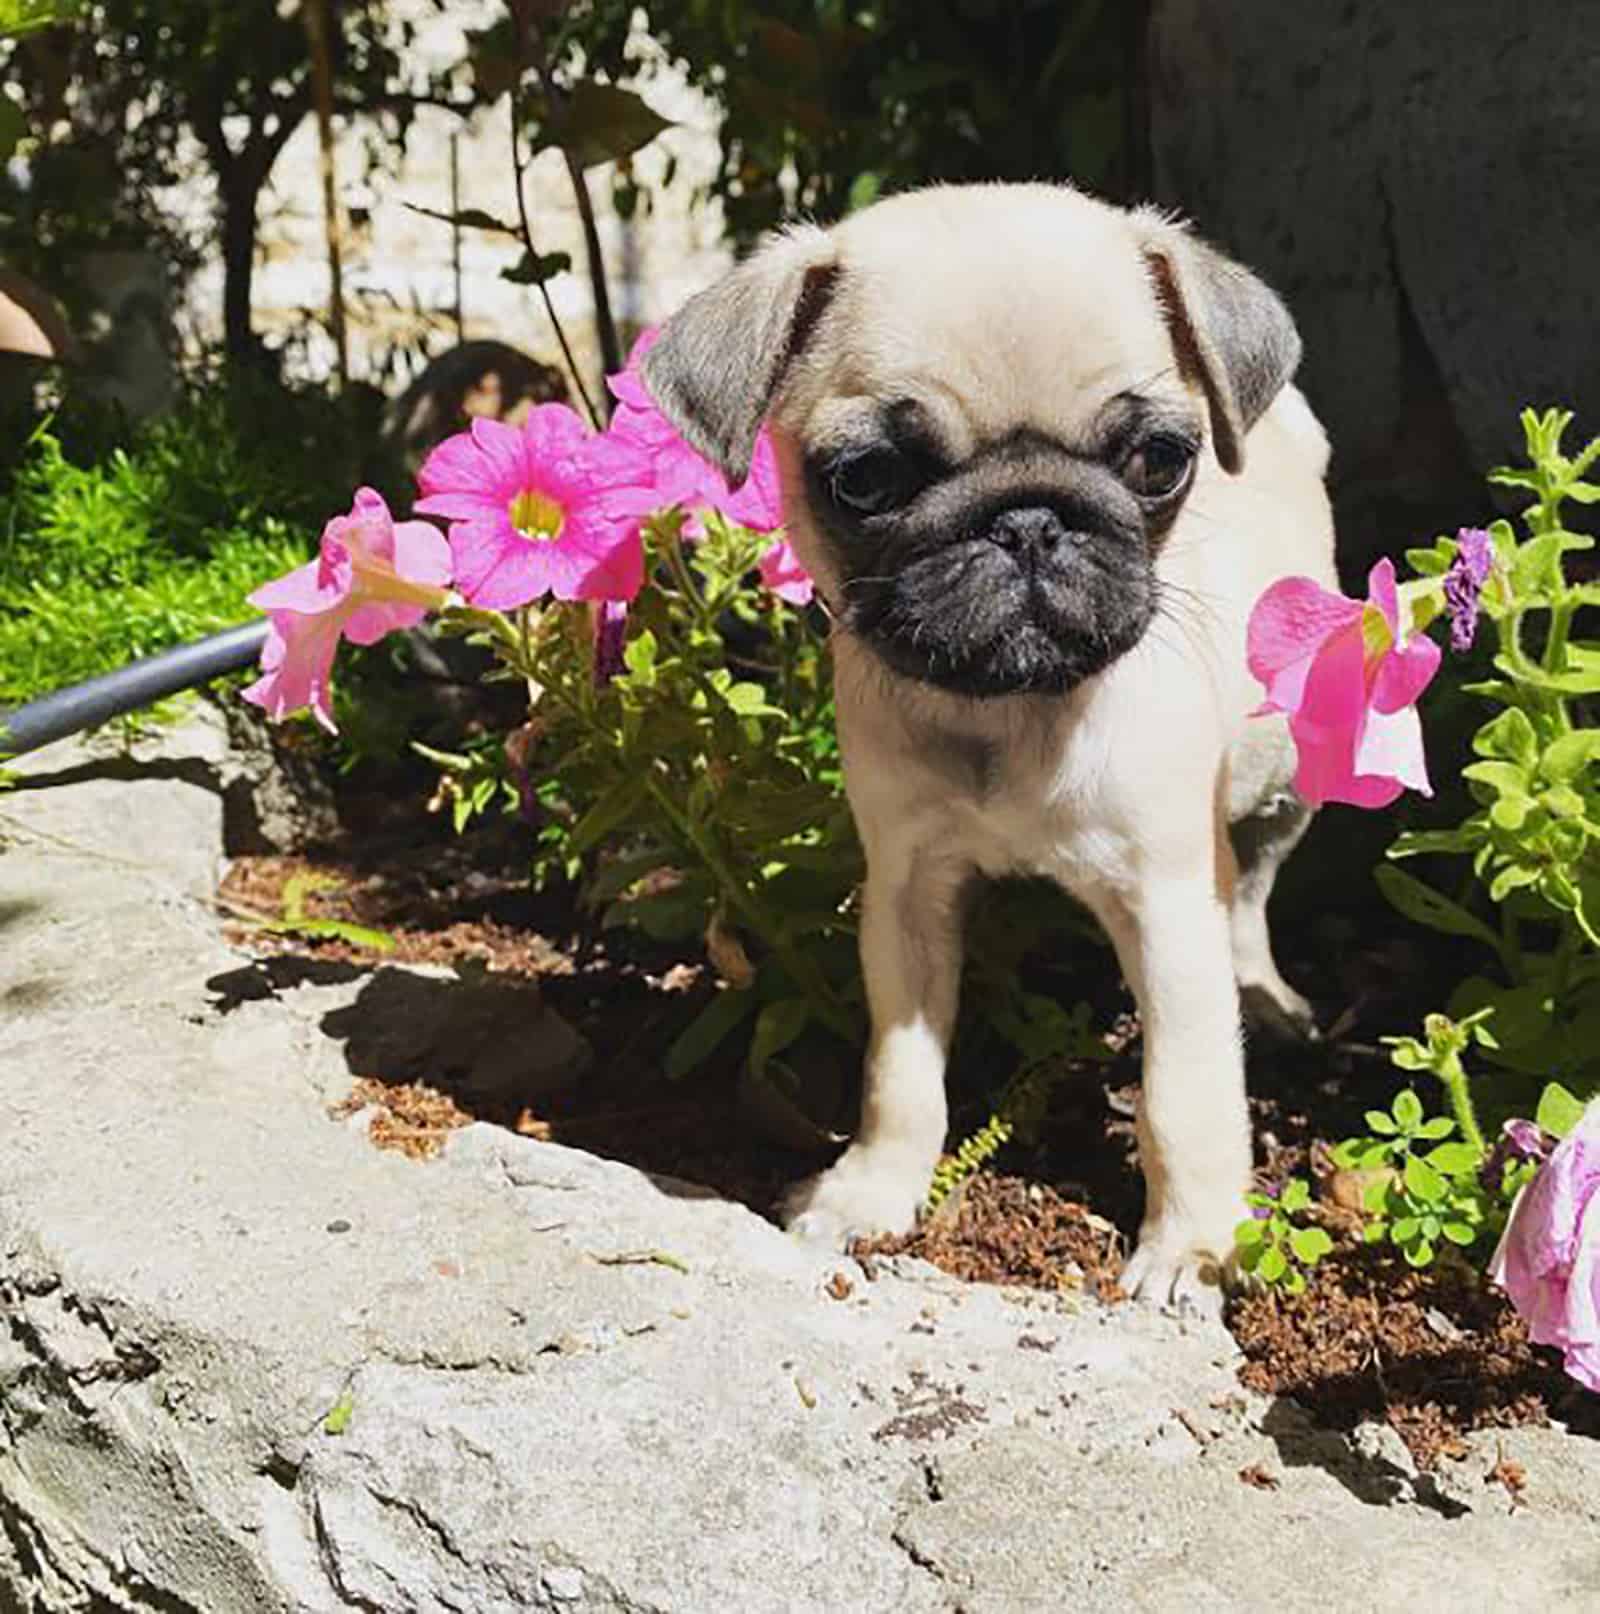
[0, 619, 270, 759]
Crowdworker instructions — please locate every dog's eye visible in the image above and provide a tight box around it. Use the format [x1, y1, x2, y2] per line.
[828, 447, 915, 515]
[1120, 435, 1196, 501]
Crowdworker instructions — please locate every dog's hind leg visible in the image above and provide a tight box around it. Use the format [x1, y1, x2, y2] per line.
[1228, 792, 1318, 1040]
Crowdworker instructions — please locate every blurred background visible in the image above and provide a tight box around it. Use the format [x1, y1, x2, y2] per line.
[2, 0, 1596, 709]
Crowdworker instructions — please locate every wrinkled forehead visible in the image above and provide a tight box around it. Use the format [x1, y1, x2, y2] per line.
[785, 193, 1186, 455]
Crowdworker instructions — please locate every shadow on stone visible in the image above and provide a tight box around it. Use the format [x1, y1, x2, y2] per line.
[318, 962, 590, 1121]
[13, 753, 224, 797]
[1259, 1398, 1470, 1517]
[0, 898, 42, 934]
[205, 956, 370, 1014]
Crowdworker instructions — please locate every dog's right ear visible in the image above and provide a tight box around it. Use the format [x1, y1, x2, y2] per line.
[640, 224, 838, 486]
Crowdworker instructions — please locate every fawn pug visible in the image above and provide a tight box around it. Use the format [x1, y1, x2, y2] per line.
[641, 183, 1336, 1305]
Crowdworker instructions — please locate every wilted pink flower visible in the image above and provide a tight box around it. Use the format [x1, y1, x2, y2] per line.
[243, 488, 451, 732]
[593, 599, 629, 685]
[1444, 527, 1494, 652]
[1248, 558, 1442, 808]
[416, 405, 657, 610]
[758, 537, 814, 606]
[1490, 1099, 1600, 1393]
[1481, 1116, 1553, 1190]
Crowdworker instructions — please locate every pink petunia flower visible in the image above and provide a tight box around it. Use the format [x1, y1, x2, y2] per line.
[416, 405, 657, 611]
[243, 488, 451, 733]
[1247, 558, 1442, 808]
[1490, 1098, 1600, 1393]
[757, 536, 815, 607]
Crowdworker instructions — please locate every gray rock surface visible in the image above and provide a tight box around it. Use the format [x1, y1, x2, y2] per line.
[3, 712, 1599, 1612]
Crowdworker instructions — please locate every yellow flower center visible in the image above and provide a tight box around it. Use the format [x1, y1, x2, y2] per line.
[508, 488, 565, 543]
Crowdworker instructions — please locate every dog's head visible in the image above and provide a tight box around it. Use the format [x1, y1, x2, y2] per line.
[641, 184, 1301, 698]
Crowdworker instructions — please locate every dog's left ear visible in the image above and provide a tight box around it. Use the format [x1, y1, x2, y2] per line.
[640, 224, 839, 486]
[1134, 212, 1302, 475]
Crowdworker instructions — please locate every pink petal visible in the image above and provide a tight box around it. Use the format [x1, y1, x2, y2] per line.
[343, 600, 430, 644]
[469, 415, 534, 490]
[448, 519, 549, 611]
[413, 490, 509, 524]
[1247, 576, 1363, 715]
[390, 519, 454, 589]
[248, 557, 344, 616]
[1353, 702, 1432, 796]
[724, 430, 785, 532]
[1366, 556, 1400, 636]
[1370, 630, 1442, 715]
[417, 430, 500, 501]
[759, 537, 813, 605]
[553, 509, 644, 602]
[521, 402, 594, 463]
[241, 611, 343, 733]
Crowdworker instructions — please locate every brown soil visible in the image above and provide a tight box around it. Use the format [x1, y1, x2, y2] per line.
[217, 798, 1596, 1472]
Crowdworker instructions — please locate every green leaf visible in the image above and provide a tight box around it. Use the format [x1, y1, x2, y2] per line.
[724, 680, 784, 718]
[535, 82, 674, 170]
[1357, 1141, 1393, 1170]
[1416, 1116, 1455, 1139]
[1364, 1109, 1398, 1135]
[1473, 707, 1538, 769]
[1280, 1178, 1312, 1213]
[664, 987, 755, 1080]
[1388, 826, 1483, 859]
[1541, 730, 1600, 784]
[1257, 1244, 1288, 1284]
[323, 1392, 355, 1436]
[1442, 1221, 1478, 1247]
[1403, 1236, 1435, 1268]
[748, 997, 810, 1079]
[1392, 1088, 1423, 1130]
[1234, 1219, 1266, 1248]
[1373, 865, 1502, 950]
[623, 629, 658, 680]
[1363, 1220, 1388, 1243]
[502, 249, 573, 286]
[1424, 1142, 1482, 1176]
[1496, 646, 1600, 696]
[0, 0, 79, 39]
[567, 777, 649, 856]
[1403, 1153, 1447, 1204]
[1392, 1216, 1420, 1243]
[1535, 1080, 1586, 1139]
[1511, 533, 1566, 596]
[403, 201, 521, 236]
[1282, 1267, 1307, 1296]
[1289, 1226, 1333, 1264]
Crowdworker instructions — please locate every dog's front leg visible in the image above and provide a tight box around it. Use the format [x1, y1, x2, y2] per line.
[1097, 857, 1252, 1310]
[784, 847, 967, 1247]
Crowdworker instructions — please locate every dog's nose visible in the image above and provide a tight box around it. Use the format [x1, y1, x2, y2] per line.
[990, 506, 1067, 556]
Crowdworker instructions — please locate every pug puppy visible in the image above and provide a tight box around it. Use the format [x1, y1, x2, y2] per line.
[641, 183, 1336, 1306]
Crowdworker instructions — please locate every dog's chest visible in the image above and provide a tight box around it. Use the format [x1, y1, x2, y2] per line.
[920, 703, 1147, 899]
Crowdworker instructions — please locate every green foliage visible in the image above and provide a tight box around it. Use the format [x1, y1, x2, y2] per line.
[1385, 410, 1600, 1109]
[1330, 1077, 1491, 1269]
[435, 509, 862, 1080]
[0, 377, 390, 711]
[927, 1113, 1014, 1211]
[1234, 1178, 1332, 1295]
[242, 871, 395, 955]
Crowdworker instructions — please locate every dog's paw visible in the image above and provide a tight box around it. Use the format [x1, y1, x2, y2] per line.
[782, 1145, 930, 1251]
[1239, 973, 1320, 1044]
[1121, 1211, 1243, 1317]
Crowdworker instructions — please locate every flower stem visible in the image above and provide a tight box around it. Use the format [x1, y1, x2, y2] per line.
[1437, 1046, 1487, 1158]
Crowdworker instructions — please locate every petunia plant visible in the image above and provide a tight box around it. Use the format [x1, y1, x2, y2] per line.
[1238, 409, 1600, 1389]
